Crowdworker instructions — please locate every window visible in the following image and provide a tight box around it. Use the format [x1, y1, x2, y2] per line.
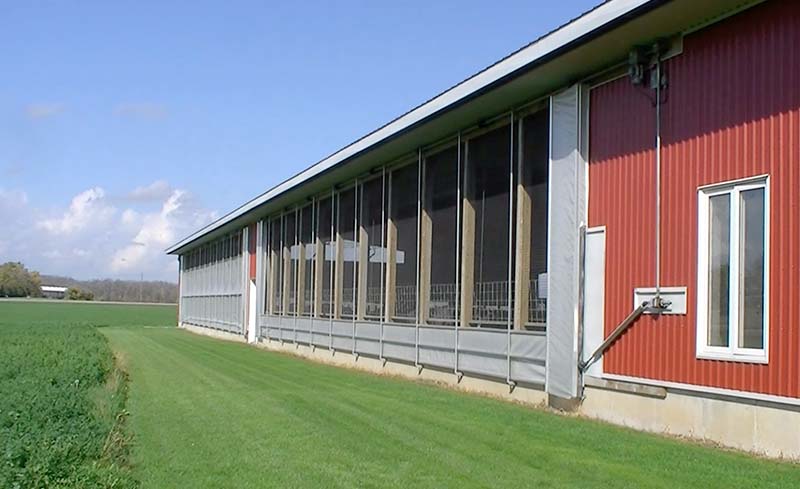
[316, 196, 335, 318]
[519, 109, 549, 329]
[338, 187, 358, 319]
[299, 205, 314, 316]
[360, 176, 385, 320]
[283, 211, 297, 316]
[388, 163, 418, 322]
[266, 219, 272, 314]
[697, 177, 769, 362]
[466, 124, 511, 328]
[269, 218, 282, 315]
[424, 145, 459, 324]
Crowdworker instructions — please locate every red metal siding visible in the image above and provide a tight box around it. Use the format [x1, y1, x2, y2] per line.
[588, 0, 800, 397]
[248, 223, 257, 280]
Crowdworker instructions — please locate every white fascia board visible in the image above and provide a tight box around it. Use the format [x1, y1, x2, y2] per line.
[166, 0, 653, 255]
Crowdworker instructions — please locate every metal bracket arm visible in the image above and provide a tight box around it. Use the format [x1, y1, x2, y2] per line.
[580, 301, 650, 372]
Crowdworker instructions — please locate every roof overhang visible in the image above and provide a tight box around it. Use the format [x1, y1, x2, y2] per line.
[167, 0, 761, 255]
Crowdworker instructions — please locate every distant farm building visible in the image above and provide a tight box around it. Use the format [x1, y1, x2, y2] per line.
[41, 285, 68, 299]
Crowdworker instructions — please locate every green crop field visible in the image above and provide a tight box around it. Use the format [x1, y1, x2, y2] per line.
[0, 300, 170, 488]
[2, 300, 799, 488]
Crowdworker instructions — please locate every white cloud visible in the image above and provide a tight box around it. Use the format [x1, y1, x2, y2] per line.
[38, 187, 115, 234]
[0, 188, 28, 207]
[1, 183, 216, 281]
[114, 102, 168, 120]
[25, 103, 65, 120]
[121, 208, 140, 226]
[127, 180, 172, 202]
[111, 189, 216, 274]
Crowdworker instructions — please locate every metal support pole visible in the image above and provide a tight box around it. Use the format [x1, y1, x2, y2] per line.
[454, 132, 463, 381]
[330, 190, 336, 355]
[279, 214, 285, 344]
[379, 167, 387, 366]
[654, 53, 662, 305]
[310, 197, 316, 349]
[506, 113, 516, 392]
[294, 208, 299, 347]
[415, 148, 423, 373]
[352, 180, 359, 358]
[242, 229, 249, 336]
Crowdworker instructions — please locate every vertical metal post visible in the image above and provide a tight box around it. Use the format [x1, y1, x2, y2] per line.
[415, 149, 423, 372]
[654, 54, 662, 303]
[506, 113, 516, 390]
[294, 207, 299, 347]
[279, 214, 285, 344]
[352, 180, 359, 357]
[310, 197, 316, 347]
[211, 240, 216, 329]
[330, 190, 336, 354]
[379, 166, 386, 365]
[266, 220, 272, 340]
[454, 132, 463, 380]
[255, 220, 262, 340]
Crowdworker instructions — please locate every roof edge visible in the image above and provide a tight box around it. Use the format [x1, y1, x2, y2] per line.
[167, 0, 654, 255]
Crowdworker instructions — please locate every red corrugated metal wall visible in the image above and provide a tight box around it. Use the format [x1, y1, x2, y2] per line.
[248, 223, 257, 280]
[588, 0, 800, 397]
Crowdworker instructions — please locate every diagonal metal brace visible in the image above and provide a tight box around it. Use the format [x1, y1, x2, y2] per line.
[580, 301, 650, 372]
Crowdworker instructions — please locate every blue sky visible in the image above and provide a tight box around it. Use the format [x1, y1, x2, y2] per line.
[0, 0, 597, 281]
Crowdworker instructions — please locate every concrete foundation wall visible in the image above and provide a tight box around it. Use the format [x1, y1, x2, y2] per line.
[181, 322, 246, 343]
[581, 380, 800, 460]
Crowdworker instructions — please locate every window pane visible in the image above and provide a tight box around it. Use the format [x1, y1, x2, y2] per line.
[317, 197, 335, 317]
[361, 177, 385, 319]
[739, 188, 765, 349]
[299, 205, 314, 316]
[521, 110, 549, 328]
[708, 194, 730, 347]
[270, 218, 282, 314]
[425, 146, 459, 323]
[468, 125, 511, 327]
[390, 163, 418, 320]
[262, 221, 270, 314]
[339, 188, 358, 318]
[284, 212, 297, 316]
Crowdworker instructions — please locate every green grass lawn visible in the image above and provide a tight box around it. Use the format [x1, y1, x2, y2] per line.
[3, 301, 799, 488]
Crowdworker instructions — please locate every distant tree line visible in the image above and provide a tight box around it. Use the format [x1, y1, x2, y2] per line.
[67, 287, 95, 301]
[0, 262, 42, 298]
[0, 262, 177, 303]
[41, 274, 177, 303]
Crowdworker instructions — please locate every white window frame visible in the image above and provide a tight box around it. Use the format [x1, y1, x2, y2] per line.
[696, 175, 769, 363]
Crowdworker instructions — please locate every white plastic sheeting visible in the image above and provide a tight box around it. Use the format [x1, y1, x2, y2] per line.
[180, 231, 246, 334]
[258, 316, 546, 386]
[545, 85, 588, 399]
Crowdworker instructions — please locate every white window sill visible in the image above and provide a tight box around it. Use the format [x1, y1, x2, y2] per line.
[696, 351, 768, 365]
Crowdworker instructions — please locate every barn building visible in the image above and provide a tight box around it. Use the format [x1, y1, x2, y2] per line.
[168, 0, 800, 458]
[40, 285, 68, 299]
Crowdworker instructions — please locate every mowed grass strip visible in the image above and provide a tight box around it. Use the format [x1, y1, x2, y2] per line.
[98, 322, 800, 488]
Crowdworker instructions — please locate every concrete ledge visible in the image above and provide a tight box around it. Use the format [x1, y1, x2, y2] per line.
[180, 322, 246, 343]
[255, 338, 548, 407]
[584, 376, 667, 399]
[581, 383, 800, 460]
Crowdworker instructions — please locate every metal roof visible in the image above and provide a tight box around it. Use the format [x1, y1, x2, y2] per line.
[166, 0, 753, 255]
